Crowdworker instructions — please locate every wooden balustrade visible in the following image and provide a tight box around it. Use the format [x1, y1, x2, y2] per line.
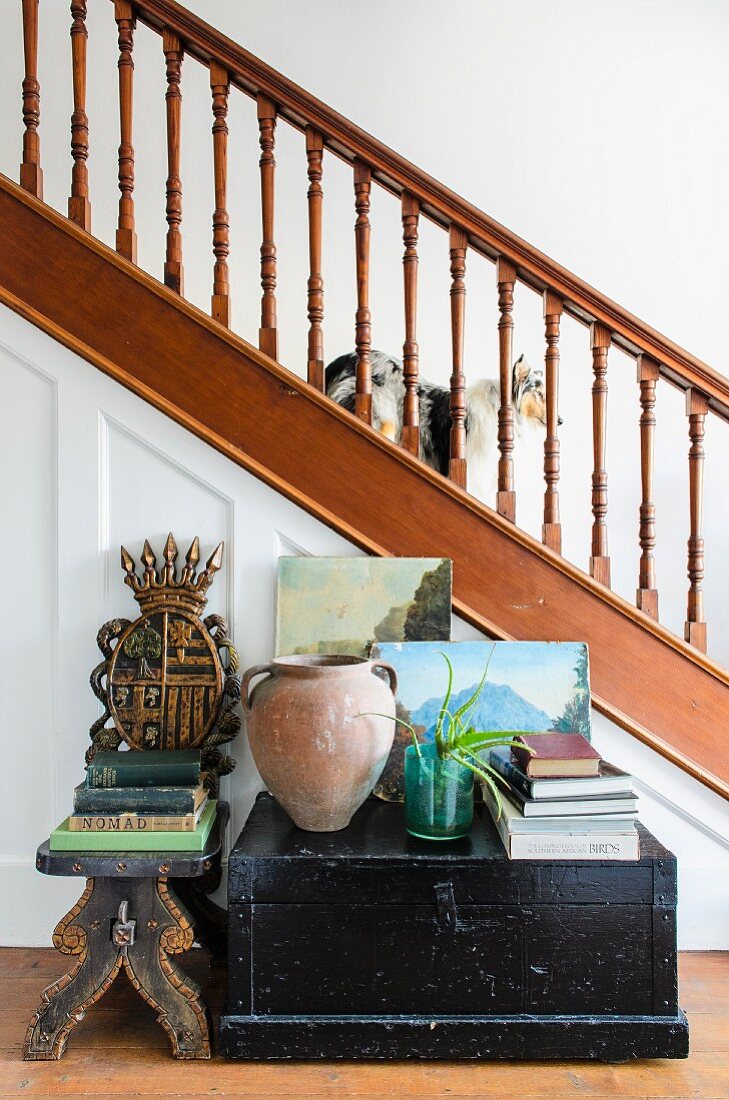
[163, 29, 183, 294]
[11, 0, 729, 672]
[305, 127, 324, 390]
[209, 61, 230, 326]
[401, 193, 420, 457]
[685, 388, 709, 652]
[257, 93, 278, 360]
[448, 226, 468, 488]
[353, 160, 372, 424]
[496, 257, 517, 521]
[69, 0, 91, 230]
[20, 0, 43, 199]
[589, 322, 611, 587]
[542, 289, 563, 552]
[636, 355, 660, 618]
[114, 0, 137, 262]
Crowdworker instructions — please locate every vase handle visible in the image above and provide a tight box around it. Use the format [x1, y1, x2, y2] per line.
[371, 660, 398, 696]
[241, 662, 276, 716]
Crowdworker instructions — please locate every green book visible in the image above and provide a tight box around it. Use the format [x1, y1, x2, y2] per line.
[50, 801, 217, 852]
[73, 781, 206, 816]
[86, 749, 201, 789]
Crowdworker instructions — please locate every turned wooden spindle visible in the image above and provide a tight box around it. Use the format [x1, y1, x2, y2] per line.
[163, 29, 184, 294]
[496, 257, 517, 521]
[589, 322, 611, 587]
[636, 355, 660, 619]
[68, 0, 90, 230]
[542, 290, 563, 552]
[684, 388, 709, 652]
[114, 0, 136, 262]
[401, 193, 420, 456]
[448, 226, 468, 488]
[306, 128, 325, 390]
[353, 160, 372, 424]
[20, 0, 43, 199]
[257, 94, 278, 360]
[209, 61, 230, 327]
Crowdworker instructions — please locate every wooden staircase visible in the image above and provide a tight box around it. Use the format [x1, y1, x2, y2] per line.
[3, 0, 728, 799]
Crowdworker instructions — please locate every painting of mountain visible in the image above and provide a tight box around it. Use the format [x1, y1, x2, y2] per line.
[370, 640, 591, 800]
[275, 557, 452, 658]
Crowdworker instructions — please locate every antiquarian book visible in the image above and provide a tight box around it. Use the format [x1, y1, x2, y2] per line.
[489, 747, 633, 799]
[511, 733, 601, 777]
[50, 801, 217, 852]
[72, 781, 207, 815]
[483, 789, 639, 861]
[486, 789, 637, 834]
[506, 787, 638, 818]
[85, 748, 202, 789]
[67, 799, 207, 832]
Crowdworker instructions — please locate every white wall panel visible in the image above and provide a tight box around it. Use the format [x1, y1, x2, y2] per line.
[0, 304, 727, 948]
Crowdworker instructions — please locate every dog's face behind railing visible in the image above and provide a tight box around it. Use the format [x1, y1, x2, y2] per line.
[513, 355, 563, 426]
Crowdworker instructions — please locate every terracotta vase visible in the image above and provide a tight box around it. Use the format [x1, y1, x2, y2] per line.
[242, 655, 397, 831]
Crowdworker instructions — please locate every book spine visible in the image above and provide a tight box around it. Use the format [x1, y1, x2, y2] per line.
[488, 750, 532, 799]
[73, 787, 196, 815]
[86, 761, 200, 788]
[509, 833, 640, 860]
[68, 814, 196, 832]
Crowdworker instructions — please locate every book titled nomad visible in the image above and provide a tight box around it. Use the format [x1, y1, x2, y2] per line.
[67, 800, 207, 833]
[50, 801, 217, 852]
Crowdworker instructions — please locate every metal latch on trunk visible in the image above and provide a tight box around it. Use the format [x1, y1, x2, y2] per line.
[433, 882, 458, 931]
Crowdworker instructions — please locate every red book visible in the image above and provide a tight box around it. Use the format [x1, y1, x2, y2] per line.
[511, 733, 601, 778]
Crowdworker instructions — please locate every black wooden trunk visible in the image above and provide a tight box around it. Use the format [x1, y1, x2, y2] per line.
[220, 793, 688, 1061]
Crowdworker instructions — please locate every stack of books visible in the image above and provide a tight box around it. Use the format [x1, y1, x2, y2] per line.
[50, 749, 216, 852]
[483, 733, 639, 861]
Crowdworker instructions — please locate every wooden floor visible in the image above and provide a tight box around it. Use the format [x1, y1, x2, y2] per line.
[1, 949, 727, 1099]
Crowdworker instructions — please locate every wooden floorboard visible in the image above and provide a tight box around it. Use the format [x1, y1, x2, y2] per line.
[1, 949, 727, 1099]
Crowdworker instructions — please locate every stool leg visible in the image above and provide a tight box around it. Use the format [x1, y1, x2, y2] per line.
[123, 878, 212, 1059]
[24, 879, 124, 1060]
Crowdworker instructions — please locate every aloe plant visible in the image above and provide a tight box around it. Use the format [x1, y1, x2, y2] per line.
[366, 645, 533, 818]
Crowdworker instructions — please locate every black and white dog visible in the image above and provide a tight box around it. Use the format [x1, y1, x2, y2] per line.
[325, 350, 553, 503]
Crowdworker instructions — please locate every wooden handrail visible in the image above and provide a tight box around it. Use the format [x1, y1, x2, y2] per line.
[125, 0, 729, 418]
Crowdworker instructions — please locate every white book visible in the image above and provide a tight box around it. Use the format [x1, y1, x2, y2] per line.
[483, 786, 640, 861]
[493, 789, 637, 835]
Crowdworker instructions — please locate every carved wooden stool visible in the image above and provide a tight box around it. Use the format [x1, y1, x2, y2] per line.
[24, 802, 228, 1061]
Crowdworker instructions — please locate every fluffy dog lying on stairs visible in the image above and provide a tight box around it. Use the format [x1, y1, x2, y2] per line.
[325, 350, 554, 504]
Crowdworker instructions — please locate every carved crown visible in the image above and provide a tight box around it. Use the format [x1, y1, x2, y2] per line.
[120, 533, 223, 616]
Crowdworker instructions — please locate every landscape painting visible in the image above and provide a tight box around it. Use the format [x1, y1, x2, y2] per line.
[275, 557, 452, 658]
[370, 640, 591, 800]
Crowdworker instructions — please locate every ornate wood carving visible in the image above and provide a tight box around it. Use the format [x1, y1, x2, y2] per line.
[401, 192, 420, 456]
[20, 0, 43, 199]
[163, 29, 184, 294]
[590, 322, 611, 587]
[496, 256, 517, 521]
[353, 159, 372, 424]
[24, 877, 211, 1060]
[68, 0, 90, 230]
[88, 535, 239, 792]
[542, 290, 563, 552]
[257, 93, 278, 360]
[448, 226, 468, 488]
[305, 127, 325, 390]
[209, 61, 230, 326]
[684, 388, 709, 652]
[636, 355, 660, 619]
[114, 0, 137, 263]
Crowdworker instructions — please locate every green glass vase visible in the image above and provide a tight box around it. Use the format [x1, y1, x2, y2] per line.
[404, 743, 474, 840]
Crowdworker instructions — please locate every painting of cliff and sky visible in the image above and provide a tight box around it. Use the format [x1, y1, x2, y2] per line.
[370, 640, 591, 800]
[275, 557, 452, 658]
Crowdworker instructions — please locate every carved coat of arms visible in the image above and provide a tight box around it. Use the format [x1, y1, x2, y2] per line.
[89, 534, 240, 792]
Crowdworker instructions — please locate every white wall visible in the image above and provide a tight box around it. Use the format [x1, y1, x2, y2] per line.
[0, 1, 728, 946]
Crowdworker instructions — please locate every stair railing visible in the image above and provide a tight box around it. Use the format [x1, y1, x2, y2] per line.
[17, 0, 729, 658]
